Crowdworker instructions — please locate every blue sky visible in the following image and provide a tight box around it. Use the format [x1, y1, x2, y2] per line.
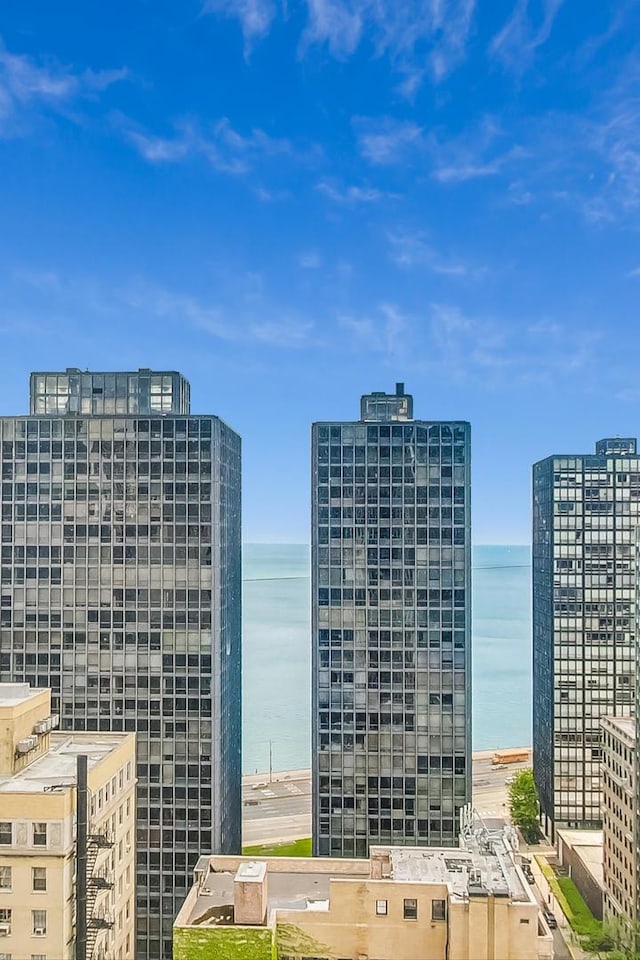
[1, 1, 639, 543]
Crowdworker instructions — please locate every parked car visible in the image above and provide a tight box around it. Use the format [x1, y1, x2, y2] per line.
[505, 774, 516, 785]
[522, 867, 535, 883]
[543, 909, 557, 929]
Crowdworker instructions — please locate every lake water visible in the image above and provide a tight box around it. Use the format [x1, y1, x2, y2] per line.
[242, 543, 531, 774]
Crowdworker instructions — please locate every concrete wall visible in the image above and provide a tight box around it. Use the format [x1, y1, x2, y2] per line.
[0, 687, 51, 775]
[558, 837, 604, 920]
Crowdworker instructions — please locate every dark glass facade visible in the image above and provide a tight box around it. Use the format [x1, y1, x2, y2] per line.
[311, 386, 471, 857]
[533, 438, 638, 835]
[0, 370, 241, 958]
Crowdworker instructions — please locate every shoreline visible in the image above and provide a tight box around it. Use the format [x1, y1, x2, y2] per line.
[242, 746, 532, 786]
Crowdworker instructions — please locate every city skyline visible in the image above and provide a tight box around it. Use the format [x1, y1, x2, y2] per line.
[2, 3, 640, 545]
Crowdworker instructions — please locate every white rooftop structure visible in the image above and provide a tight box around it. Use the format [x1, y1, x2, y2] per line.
[0, 733, 129, 793]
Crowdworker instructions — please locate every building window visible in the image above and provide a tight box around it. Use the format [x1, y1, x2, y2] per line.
[520, 918, 530, 924]
[375, 899, 388, 916]
[0, 825, 11, 846]
[32, 910, 46, 935]
[431, 899, 446, 921]
[31, 956, 47, 960]
[32, 868, 46, 892]
[0, 909, 11, 934]
[404, 898, 418, 920]
[0, 953, 11, 960]
[32, 824, 47, 847]
[0, 869, 10, 891]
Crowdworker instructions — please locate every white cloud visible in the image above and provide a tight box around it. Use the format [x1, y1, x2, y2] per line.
[202, 0, 277, 52]
[430, 117, 527, 183]
[490, 0, 565, 71]
[314, 178, 391, 203]
[123, 116, 292, 176]
[428, 303, 599, 382]
[121, 279, 317, 349]
[340, 302, 410, 359]
[0, 39, 126, 135]
[206, 0, 476, 87]
[387, 230, 485, 277]
[354, 116, 423, 165]
[298, 251, 322, 268]
[302, 0, 476, 82]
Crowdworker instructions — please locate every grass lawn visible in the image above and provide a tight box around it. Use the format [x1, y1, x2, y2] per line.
[536, 858, 602, 940]
[242, 837, 312, 858]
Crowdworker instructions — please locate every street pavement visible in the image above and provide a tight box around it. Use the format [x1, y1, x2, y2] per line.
[241, 749, 532, 846]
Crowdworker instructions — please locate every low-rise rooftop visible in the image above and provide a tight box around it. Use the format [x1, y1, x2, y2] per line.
[180, 816, 532, 930]
[0, 682, 39, 707]
[0, 733, 130, 793]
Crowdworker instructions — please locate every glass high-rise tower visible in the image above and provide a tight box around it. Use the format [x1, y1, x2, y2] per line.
[0, 369, 242, 958]
[533, 438, 638, 836]
[311, 384, 471, 857]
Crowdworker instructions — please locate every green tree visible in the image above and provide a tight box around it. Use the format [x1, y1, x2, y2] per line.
[582, 918, 640, 959]
[507, 768, 542, 843]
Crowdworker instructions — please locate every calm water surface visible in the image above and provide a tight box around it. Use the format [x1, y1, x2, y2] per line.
[242, 544, 531, 773]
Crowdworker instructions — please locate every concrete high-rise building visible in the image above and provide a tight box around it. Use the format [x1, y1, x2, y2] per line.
[0, 682, 136, 959]
[0, 369, 242, 958]
[311, 385, 471, 857]
[533, 438, 638, 836]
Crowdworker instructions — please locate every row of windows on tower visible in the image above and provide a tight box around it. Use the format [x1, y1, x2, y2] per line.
[1, 418, 210, 440]
[316, 425, 467, 442]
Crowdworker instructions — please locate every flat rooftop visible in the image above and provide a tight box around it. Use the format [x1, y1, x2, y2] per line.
[186, 857, 367, 926]
[0, 733, 129, 794]
[557, 829, 604, 891]
[182, 821, 531, 929]
[0, 682, 41, 707]
[389, 844, 526, 902]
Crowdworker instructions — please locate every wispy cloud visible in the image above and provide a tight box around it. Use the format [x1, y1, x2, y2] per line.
[302, 0, 477, 84]
[315, 178, 393, 203]
[201, 0, 277, 53]
[354, 116, 423, 165]
[340, 301, 410, 359]
[298, 251, 322, 268]
[490, 0, 565, 71]
[0, 38, 126, 135]
[123, 116, 292, 175]
[429, 303, 599, 383]
[387, 230, 485, 277]
[430, 116, 527, 183]
[206, 0, 476, 88]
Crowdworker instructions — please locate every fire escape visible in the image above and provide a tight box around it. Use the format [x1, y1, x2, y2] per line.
[85, 826, 115, 960]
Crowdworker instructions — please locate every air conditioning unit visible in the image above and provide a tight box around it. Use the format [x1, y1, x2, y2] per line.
[17, 736, 36, 753]
[34, 926, 46, 935]
[50, 714, 60, 728]
[0, 923, 10, 936]
[34, 721, 49, 734]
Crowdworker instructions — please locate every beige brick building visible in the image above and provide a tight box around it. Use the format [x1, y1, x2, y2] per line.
[601, 716, 635, 921]
[174, 815, 554, 960]
[0, 683, 136, 960]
